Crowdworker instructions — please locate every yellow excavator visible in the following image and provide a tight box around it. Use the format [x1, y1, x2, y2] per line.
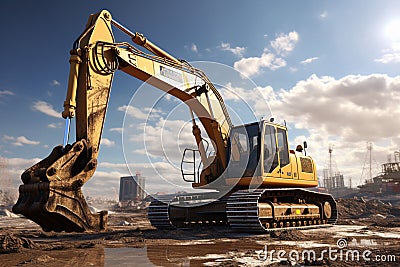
[13, 10, 336, 232]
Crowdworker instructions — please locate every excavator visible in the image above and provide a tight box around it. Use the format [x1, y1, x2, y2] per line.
[13, 10, 337, 232]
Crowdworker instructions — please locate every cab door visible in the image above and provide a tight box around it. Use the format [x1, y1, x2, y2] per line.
[276, 127, 292, 179]
[262, 124, 280, 177]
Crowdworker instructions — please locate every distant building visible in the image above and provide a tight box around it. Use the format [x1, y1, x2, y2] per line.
[322, 172, 345, 190]
[359, 157, 400, 194]
[119, 172, 146, 202]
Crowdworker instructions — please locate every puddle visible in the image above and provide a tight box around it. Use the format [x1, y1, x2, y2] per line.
[363, 229, 400, 239]
[315, 225, 372, 238]
[114, 240, 271, 266]
[255, 239, 331, 248]
[324, 225, 400, 239]
[105, 247, 155, 267]
[175, 239, 216, 245]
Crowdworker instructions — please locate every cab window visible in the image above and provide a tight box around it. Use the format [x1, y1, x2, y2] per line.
[228, 124, 260, 177]
[277, 128, 290, 166]
[263, 125, 278, 173]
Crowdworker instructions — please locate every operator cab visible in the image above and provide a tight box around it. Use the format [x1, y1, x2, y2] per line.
[227, 120, 291, 179]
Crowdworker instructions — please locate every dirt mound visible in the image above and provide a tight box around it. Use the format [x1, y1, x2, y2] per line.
[0, 233, 36, 253]
[337, 198, 366, 218]
[336, 198, 400, 219]
[368, 218, 400, 227]
[270, 230, 306, 241]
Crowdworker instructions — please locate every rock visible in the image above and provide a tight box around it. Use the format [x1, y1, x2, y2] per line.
[372, 214, 386, 219]
[270, 230, 306, 241]
[119, 220, 131, 226]
[89, 205, 100, 213]
[0, 208, 19, 218]
[0, 233, 36, 253]
[36, 255, 54, 263]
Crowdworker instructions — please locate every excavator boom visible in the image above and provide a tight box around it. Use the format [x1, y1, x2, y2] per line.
[13, 10, 233, 231]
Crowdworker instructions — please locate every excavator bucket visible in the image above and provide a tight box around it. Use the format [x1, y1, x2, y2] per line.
[12, 140, 107, 232]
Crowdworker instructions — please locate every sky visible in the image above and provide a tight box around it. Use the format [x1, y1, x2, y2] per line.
[1, 0, 400, 199]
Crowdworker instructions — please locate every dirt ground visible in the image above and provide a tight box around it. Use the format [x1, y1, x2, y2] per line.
[0, 197, 400, 266]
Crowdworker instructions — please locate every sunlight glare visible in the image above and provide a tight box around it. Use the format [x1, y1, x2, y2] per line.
[385, 19, 400, 41]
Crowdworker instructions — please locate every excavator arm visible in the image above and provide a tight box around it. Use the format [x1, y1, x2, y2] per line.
[13, 10, 232, 232]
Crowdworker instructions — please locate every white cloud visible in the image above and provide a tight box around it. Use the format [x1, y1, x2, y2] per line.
[219, 83, 273, 121]
[375, 52, 400, 64]
[391, 42, 400, 52]
[270, 31, 299, 56]
[375, 43, 400, 63]
[118, 105, 147, 120]
[2, 135, 14, 142]
[191, 43, 198, 53]
[5, 157, 41, 168]
[233, 49, 286, 77]
[15, 136, 40, 146]
[221, 82, 274, 103]
[32, 100, 60, 118]
[128, 118, 195, 162]
[100, 138, 115, 147]
[118, 105, 163, 120]
[0, 90, 14, 97]
[320, 11, 328, 19]
[300, 57, 319, 65]
[3, 135, 40, 146]
[47, 122, 62, 129]
[50, 80, 60, 86]
[109, 127, 123, 133]
[219, 42, 246, 57]
[271, 74, 400, 140]
[233, 31, 299, 77]
[16, 137, 38, 146]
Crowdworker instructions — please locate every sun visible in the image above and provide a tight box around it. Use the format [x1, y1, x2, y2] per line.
[384, 19, 400, 41]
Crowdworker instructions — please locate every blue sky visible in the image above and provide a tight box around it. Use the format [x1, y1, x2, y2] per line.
[1, 0, 400, 198]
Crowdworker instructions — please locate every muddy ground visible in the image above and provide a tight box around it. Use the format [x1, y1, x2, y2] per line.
[0, 198, 399, 266]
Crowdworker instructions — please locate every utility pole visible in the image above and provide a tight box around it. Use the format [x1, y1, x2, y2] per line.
[329, 144, 333, 178]
[367, 142, 373, 180]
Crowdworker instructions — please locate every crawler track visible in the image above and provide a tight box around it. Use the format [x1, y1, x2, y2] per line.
[148, 192, 227, 229]
[149, 189, 337, 232]
[148, 194, 175, 229]
[227, 188, 337, 232]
